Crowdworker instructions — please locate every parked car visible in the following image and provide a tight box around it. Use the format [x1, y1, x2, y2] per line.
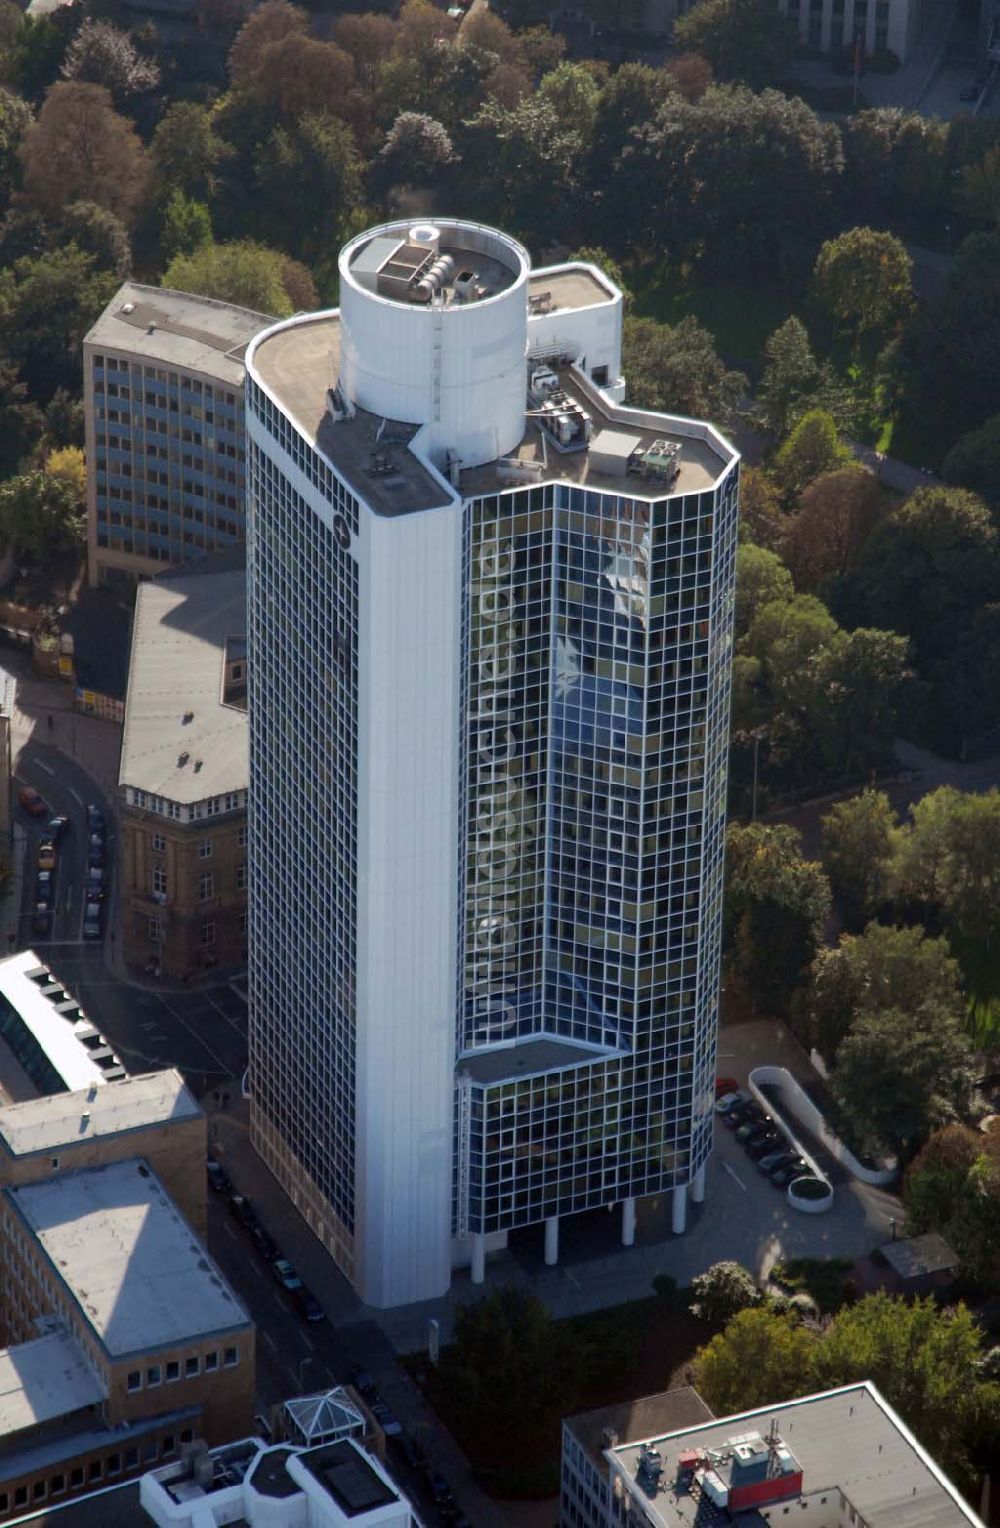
[715, 1090, 749, 1115]
[395, 1433, 427, 1472]
[371, 1400, 402, 1437]
[350, 1368, 377, 1400]
[747, 1132, 785, 1161]
[734, 1116, 772, 1143]
[87, 834, 105, 868]
[18, 786, 47, 816]
[738, 1120, 777, 1147]
[293, 1286, 325, 1322]
[229, 1193, 257, 1230]
[251, 1224, 279, 1262]
[32, 903, 52, 937]
[756, 1148, 793, 1174]
[47, 815, 69, 840]
[272, 1257, 303, 1293]
[37, 839, 56, 872]
[82, 901, 103, 940]
[714, 1076, 739, 1098]
[86, 804, 106, 837]
[86, 866, 106, 900]
[35, 870, 54, 905]
[769, 1157, 809, 1187]
[724, 1101, 764, 1129]
[206, 1160, 230, 1194]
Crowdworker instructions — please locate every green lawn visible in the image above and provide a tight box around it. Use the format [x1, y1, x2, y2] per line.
[629, 263, 802, 380]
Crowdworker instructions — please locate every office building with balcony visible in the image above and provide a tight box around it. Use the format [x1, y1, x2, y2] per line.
[84, 285, 273, 588]
[119, 556, 248, 978]
[245, 219, 739, 1308]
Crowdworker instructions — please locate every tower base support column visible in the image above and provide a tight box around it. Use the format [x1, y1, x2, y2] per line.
[470, 1233, 485, 1285]
[672, 1184, 687, 1235]
[691, 1164, 706, 1204]
[622, 1197, 636, 1246]
[544, 1215, 559, 1266]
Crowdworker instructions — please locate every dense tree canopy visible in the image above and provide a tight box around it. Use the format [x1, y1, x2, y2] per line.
[819, 789, 901, 931]
[674, 0, 796, 90]
[162, 240, 311, 317]
[724, 823, 831, 1014]
[695, 1307, 818, 1414]
[623, 315, 746, 424]
[19, 81, 148, 223]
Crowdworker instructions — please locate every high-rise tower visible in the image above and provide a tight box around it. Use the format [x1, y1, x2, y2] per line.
[245, 220, 739, 1309]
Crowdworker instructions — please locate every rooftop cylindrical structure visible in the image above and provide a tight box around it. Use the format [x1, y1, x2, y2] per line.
[337, 218, 530, 471]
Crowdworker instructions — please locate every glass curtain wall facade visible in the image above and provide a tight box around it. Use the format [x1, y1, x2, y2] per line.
[457, 469, 738, 1237]
[246, 378, 361, 1279]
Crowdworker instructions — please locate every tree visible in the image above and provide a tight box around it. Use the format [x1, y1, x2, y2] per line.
[44, 444, 85, 500]
[689, 1261, 760, 1325]
[956, 144, 1000, 230]
[738, 465, 787, 552]
[253, 113, 361, 263]
[0, 245, 118, 400]
[695, 1307, 818, 1415]
[812, 227, 913, 358]
[771, 410, 852, 499]
[832, 1001, 973, 1160]
[161, 190, 211, 263]
[815, 1295, 990, 1477]
[332, 13, 395, 94]
[905, 1126, 1000, 1291]
[0, 88, 32, 214]
[856, 487, 1000, 667]
[5, 12, 75, 102]
[742, 592, 839, 707]
[374, 111, 455, 195]
[757, 317, 820, 438]
[439, 1286, 582, 1454]
[811, 626, 911, 779]
[162, 240, 306, 317]
[60, 19, 159, 102]
[0, 469, 85, 558]
[0, 360, 43, 476]
[236, 34, 354, 123]
[665, 51, 713, 100]
[42, 388, 83, 451]
[674, 0, 796, 90]
[842, 109, 947, 229]
[58, 201, 130, 277]
[458, 93, 581, 245]
[151, 102, 230, 202]
[724, 823, 831, 1014]
[819, 790, 901, 931]
[734, 542, 793, 640]
[782, 468, 882, 592]
[943, 414, 1000, 511]
[535, 61, 600, 141]
[901, 787, 1000, 947]
[797, 922, 964, 1063]
[926, 603, 1000, 757]
[19, 82, 149, 223]
[623, 315, 745, 426]
[227, 0, 306, 88]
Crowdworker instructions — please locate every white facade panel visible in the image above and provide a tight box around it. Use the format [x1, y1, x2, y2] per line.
[353, 501, 463, 1308]
[527, 274, 624, 386]
[338, 221, 530, 472]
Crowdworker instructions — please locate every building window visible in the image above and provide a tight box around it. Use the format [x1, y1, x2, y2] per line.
[124, 1449, 138, 1471]
[151, 865, 167, 897]
[200, 920, 216, 946]
[180, 1429, 194, 1444]
[14, 1487, 26, 1508]
[51, 1474, 65, 1495]
[107, 1455, 121, 1476]
[147, 1364, 161, 1387]
[148, 918, 161, 942]
[165, 1360, 179, 1382]
[143, 1441, 158, 1463]
[0, 1494, 7, 1513]
[199, 838, 212, 859]
[88, 1460, 102, 1481]
[224, 1345, 238, 1367]
[238, 824, 247, 847]
[198, 872, 214, 900]
[33, 1480, 46, 1499]
[50, 1156, 59, 1170]
[185, 1355, 200, 1377]
[127, 1370, 141, 1391]
[162, 1435, 176, 1457]
[236, 863, 246, 890]
[151, 832, 166, 852]
[204, 1350, 218, 1372]
[70, 1469, 84, 1487]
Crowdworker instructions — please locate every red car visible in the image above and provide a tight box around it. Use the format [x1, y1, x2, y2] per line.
[18, 787, 47, 817]
[715, 1076, 740, 1098]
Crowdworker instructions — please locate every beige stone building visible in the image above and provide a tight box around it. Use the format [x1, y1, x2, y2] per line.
[0, 1069, 207, 1238]
[0, 1157, 253, 1521]
[119, 558, 247, 978]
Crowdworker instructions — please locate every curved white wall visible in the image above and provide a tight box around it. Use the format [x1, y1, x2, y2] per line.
[749, 1065, 898, 1186]
[338, 220, 530, 471]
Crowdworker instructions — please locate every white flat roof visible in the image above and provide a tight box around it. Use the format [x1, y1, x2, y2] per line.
[119, 566, 248, 804]
[0, 952, 110, 1094]
[0, 1070, 200, 1158]
[8, 1160, 251, 1357]
[85, 283, 274, 389]
[0, 1331, 106, 1438]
